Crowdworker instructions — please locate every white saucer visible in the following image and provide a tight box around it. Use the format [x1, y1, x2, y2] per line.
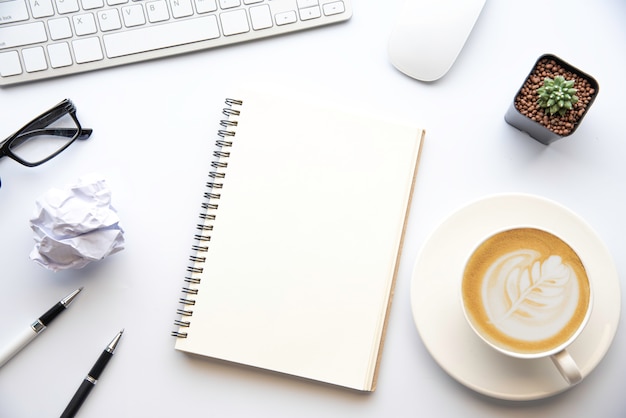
[410, 193, 621, 401]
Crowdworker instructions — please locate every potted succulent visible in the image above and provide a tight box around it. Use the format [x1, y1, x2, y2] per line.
[504, 54, 599, 145]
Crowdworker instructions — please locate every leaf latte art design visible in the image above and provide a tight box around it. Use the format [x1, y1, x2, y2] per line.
[495, 253, 572, 325]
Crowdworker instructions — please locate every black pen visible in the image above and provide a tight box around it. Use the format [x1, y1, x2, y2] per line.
[0, 287, 83, 368]
[60, 329, 124, 418]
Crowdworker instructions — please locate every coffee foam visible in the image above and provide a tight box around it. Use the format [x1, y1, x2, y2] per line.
[462, 228, 590, 355]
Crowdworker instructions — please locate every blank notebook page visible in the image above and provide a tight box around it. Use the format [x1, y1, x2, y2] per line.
[174, 90, 424, 391]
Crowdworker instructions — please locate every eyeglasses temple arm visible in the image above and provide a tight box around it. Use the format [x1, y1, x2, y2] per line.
[77, 128, 92, 140]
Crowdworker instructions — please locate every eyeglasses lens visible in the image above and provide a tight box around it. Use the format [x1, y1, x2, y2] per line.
[10, 112, 79, 165]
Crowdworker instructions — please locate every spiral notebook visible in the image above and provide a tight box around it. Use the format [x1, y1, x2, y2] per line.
[172, 90, 425, 391]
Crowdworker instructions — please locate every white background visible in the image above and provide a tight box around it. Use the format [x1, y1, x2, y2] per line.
[1, 1, 625, 417]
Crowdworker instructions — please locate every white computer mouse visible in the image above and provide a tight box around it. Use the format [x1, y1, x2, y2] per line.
[388, 0, 486, 82]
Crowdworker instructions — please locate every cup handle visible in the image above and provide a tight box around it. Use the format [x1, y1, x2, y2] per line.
[550, 349, 582, 385]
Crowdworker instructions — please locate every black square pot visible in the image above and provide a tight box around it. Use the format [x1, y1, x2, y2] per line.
[504, 54, 599, 145]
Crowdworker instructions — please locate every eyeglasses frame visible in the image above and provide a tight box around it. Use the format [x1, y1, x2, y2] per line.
[0, 98, 92, 168]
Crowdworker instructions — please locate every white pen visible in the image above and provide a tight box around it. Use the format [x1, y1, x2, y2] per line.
[0, 287, 83, 368]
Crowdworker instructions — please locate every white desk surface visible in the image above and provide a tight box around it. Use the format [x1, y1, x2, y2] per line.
[1, 1, 625, 417]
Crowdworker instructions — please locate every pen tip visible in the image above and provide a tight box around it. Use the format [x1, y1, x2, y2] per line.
[107, 329, 125, 352]
[61, 287, 83, 306]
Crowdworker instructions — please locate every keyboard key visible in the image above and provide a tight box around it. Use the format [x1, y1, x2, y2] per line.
[249, 5, 272, 30]
[323, 1, 344, 16]
[170, 0, 193, 18]
[29, 0, 55, 19]
[0, 51, 22, 76]
[98, 9, 122, 31]
[195, 0, 217, 14]
[55, 0, 80, 14]
[0, 0, 29, 24]
[0, 22, 47, 49]
[103, 15, 220, 58]
[146, 0, 169, 22]
[82, 0, 104, 9]
[22, 46, 48, 72]
[220, 9, 248, 36]
[73, 13, 98, 35]
[219, 0, 239, 9]
[275, 11, 297, 26]
[48, 17, 73, 40]
[299, 6, 320, 21]
[72, 36, 104, 63]
[121, 4, 146, 27]
[48, 42, 73, 67]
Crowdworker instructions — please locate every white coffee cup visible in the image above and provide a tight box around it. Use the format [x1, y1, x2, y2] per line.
[461, 227, 592, 385]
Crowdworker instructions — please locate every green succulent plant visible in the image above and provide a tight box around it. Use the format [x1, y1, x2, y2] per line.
[537, 76, 579, 116]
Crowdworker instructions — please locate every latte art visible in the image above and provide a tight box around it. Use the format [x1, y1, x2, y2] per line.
[462, 228, 590, 355]
[484, 250, 579, 342]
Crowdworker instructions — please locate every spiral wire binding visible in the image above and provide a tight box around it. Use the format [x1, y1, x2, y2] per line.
[171, 98, 242, 338]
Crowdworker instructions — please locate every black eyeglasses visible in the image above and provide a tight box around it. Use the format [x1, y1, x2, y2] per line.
[0, 99, 92, 188]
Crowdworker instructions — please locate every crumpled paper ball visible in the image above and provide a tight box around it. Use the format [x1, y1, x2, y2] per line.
[29, 174, 125, 271]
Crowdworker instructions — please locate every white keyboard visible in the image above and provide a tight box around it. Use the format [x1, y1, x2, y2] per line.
[0, 0, 351, 86]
